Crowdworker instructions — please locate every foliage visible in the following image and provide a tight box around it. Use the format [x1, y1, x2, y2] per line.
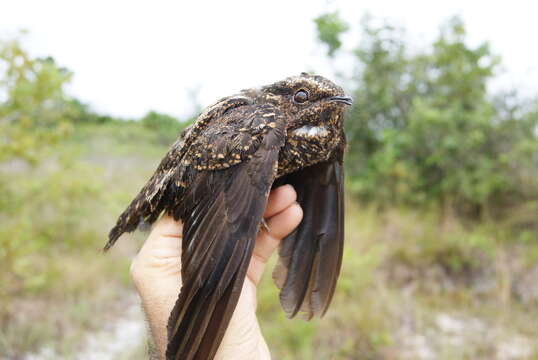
[320, 16, 538, 216]
[314, 12, 349, 57]
[0, 36, 138, 356]
[0, 122, 157, 356]
[141, 110, 190, 145]
[66, 98, 123, 125]
[258, 201, 538, 359]
[0, 161, 103, 298]
[0, 34, 74, 164]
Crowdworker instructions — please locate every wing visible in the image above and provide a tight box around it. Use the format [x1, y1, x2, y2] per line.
[104, 138, 184, 250]
[273, 157, 344, 319]
[166, 105, 286, 360]
[104, 95, 253, 251]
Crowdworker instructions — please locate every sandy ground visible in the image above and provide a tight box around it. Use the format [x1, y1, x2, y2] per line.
[27, 295, 147, 360]
[25, 295, 534, 359]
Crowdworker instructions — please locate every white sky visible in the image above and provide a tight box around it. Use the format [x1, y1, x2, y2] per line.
[1, 0, 537, 119]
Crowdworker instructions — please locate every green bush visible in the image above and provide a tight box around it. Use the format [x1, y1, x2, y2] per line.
[0, 161, 104, 299]
[140, 110, 189, 145]
[317, 15, 538, 216]
[314, 11, 349, 57]
[0, 36, 73, 163]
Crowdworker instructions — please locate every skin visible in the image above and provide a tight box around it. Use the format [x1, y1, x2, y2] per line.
[130, 185, 303, 359]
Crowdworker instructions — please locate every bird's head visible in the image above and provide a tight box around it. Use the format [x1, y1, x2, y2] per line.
[258, 72, 352, 139]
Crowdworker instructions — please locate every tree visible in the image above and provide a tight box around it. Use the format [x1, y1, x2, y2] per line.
[314, 12, 349, 57]
[141, 110, 189, 145]
[316, 15, 538, 215]
[0, 34, 73, 163]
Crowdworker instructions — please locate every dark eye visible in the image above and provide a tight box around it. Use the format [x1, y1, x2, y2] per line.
[293, 89, 309, 103]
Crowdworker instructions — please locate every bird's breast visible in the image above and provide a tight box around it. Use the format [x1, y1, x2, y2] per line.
[276, 132, 340, 177]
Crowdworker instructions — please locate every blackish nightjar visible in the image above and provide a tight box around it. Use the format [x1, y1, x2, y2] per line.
[104, 73, 352, 360]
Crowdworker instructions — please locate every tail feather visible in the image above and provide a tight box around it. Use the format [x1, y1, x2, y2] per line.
[273, 161, 344, 319]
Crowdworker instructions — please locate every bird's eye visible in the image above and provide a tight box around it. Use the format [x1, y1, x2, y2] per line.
[293, 89, 309, 103]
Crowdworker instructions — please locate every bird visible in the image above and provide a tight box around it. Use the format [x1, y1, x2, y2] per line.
[104, 73, 352, 360]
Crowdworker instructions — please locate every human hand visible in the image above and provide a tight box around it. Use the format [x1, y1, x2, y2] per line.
[129, 185, 303, 359]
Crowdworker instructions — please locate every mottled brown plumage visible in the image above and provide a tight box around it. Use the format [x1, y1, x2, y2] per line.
[105, 73, 351, 360]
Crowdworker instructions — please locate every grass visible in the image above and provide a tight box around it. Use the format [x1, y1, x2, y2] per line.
[258, 201, 538, 359]
[1, 122, 537, 359]
[0, 122, 162, 358]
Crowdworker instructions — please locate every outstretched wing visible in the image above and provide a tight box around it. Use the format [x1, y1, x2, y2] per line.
[166, 105, 286, 360]
[105, 95, 253, 251]
[104, 138, 184, 250]
[273, 157, 344, 320]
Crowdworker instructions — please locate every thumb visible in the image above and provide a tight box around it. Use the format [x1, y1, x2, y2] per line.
[130, 214, 183, 281]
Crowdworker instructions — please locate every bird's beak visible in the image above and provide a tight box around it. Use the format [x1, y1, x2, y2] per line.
[329, 96, 353, 106]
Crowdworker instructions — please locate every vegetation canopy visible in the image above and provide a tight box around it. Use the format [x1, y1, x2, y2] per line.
[316, 15, 538, 219]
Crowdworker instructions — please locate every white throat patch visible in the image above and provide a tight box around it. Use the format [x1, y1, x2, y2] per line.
[291, 125, 329, 138]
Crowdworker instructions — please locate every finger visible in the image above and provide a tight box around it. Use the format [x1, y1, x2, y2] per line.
[150, 214, 182, 239]
[248, 203, 303, 285]
[134, 214, 183, 276]
[255, 203, 303, 258]
[143, 214, 183, 250]
[264, 184, 297, 218]
[130, 215, 184, 357]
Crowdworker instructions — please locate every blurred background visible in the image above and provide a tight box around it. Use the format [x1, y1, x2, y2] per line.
[1, 1, 537, 359]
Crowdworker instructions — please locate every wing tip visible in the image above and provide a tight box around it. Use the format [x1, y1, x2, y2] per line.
[103, 225, 123, 251]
